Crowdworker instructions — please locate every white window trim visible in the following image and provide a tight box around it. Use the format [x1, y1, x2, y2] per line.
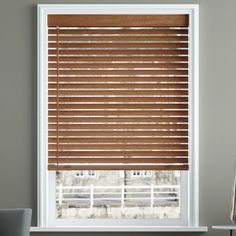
[37, 3, 203, 231]
[30, 226, 208, 232]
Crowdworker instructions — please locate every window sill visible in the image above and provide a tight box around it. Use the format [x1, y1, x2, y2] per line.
[30, 226, 208, 232]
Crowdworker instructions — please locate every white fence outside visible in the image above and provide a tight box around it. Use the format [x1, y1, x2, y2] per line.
[56, 184, 180, 209]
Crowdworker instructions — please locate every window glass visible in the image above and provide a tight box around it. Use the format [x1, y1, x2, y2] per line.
[56, 170, 180, 219]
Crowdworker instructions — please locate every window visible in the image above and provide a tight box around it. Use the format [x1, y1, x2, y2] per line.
[87, 170, 96, 177]
[38, 4, 199, 229]
[75, 170, 96, 178]
[132, 170, 142, 177]
[132, 170, 152, 178]
[143, 171, 152, 178]
[75, 170, 84, 178]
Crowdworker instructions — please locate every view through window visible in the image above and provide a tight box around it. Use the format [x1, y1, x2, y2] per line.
[56, 170, 180, 219]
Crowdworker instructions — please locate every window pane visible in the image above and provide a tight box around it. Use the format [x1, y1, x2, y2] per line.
[56, 171, 180, 219]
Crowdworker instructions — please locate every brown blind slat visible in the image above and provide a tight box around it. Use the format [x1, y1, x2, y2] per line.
[48, 90, 188, 96]
[48, 15, 189, 27]
[48, 56, 189, 62]
[48, 49, 188, 55]
[48, 63, 188, 69]
[48, 83, 188, 90]
[48, 137, 188, 144]
[48, 42, 188, 49]
[48, 28, 188, 35]
[48, 151, 188, 157]
[48, 144, 188, 150]
[48, 130, 188, 137]
[47, 13, 190, 171]
[48, 165, 189, 171]
[48, 110, 188, 117]
[48, 76, 188, 83]
[48, 117, 188, 123]
[48, 70, 188, 76]
[48, 157, 188, 164]
[48, 35, 188, 42]
[48, 123, 188, 130]
[48, 103, 188, 110]
[48, 96, 188, 103]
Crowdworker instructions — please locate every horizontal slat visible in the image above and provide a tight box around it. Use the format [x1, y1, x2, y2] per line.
[48, 15, 189, 27]
[48, 42, 188, 49]
[48, 117, 188, 123]
[48, 76, 188, 83]
[48, 144, 188, 150]
[48, 110, 188, 116]
[48, 63, 188, 69]
[48, 137, 188, 144]
[48, 130, 188, 137]
[48, 123, 188, 130]
[48, 89, 188, 96]
[48, 56, 188, 62]
[48, 83, 188, 90]
[48, 103, 188, 110]
[48, 150, 188, 157]
[48, 49, 188, 56]
[48, 35, 188, 42]
[48, 164, 189, 171]
[48, 28, 188, 35]
[48, 96, 188, 103]
[48, 70, 188, 76]
[48, 157, 188, 163]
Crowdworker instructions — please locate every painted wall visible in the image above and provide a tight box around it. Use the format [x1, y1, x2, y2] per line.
[0, 0, 236, 235]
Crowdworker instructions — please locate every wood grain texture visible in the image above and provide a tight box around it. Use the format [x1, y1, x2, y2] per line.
[48, 157, 188, 163]
[48, 96, 188, 103]
[48, 130, 188, 137]
[48, 137, 188, 144]
[48, 144, 188, 151]
[48, 14, 189, 27]
[48, 28, 188, 35]
[48, 123, 188, 130]
[48, 117, 188, 123]
[48, 103, 188, 110]
[48, 35, 188, 42]
[48, 49, 188, 55]
[48, 76, 188, 83]
[48, 110, 188, 117]
[47, 14, 190, 171]
[48, 164, 189, 171]
[48, 62, 188, 69]
[48, 56, 189, 62]
[48, 150, 188, 157]
[48, 42, 188, 49]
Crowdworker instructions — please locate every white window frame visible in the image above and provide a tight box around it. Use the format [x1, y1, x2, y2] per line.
[37, 4, 202, 231]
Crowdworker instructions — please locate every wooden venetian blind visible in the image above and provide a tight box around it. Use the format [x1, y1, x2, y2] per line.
[47, 14, 189, 171]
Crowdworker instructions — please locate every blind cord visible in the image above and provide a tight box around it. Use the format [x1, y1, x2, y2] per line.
[56, 26, 59, 169]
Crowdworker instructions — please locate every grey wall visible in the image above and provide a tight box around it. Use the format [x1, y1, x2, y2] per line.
[0, 0, 235, 235]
